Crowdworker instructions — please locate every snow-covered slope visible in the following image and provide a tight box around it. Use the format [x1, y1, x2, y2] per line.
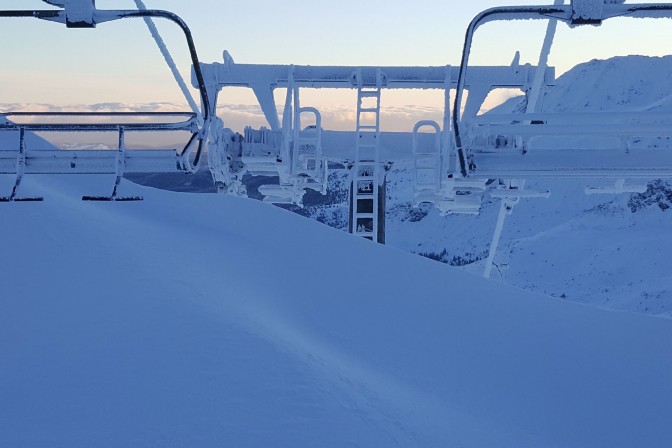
[540, 55, 672, 113]
[2, 175, 672, 448]
[298, 56, 672, 317]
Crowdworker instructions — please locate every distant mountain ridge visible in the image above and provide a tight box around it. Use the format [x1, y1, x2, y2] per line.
[496, 55, 672, 113]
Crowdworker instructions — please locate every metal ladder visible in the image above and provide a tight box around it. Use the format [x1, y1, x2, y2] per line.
[351, 70, 382, 242]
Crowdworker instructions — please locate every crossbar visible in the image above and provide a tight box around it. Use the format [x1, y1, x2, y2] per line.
[0, 149, 179, 174]
[196, 56, 555, 131]
[1, 112, 198, 133]
[198, 62, 554, 90]
[470, 149, 672, 179]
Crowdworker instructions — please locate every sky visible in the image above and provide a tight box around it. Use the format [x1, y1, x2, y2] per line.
[1, 0, 671, 133]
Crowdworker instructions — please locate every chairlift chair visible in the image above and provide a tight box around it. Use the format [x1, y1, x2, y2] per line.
[0, 0, 211, 201]
[452, 0, 672, 181]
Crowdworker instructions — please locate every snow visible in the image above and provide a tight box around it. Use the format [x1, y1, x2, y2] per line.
[1, 174, 672, 447]
[380, 166, 672, 317]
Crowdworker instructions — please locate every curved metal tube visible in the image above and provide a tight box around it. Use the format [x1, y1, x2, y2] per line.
[452, 6, 568, 178]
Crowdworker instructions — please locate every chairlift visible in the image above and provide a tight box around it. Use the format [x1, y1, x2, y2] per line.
[453, 0, 672, 181]
[0, 0, 211, 201]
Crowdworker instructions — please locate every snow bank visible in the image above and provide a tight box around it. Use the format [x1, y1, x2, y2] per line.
[1, 175, 671, 447]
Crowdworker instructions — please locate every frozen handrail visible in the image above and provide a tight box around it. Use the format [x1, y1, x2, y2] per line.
[0, 112, 199, 172]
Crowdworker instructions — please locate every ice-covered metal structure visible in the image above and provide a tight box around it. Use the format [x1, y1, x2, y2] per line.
[199, 0, 672, 244]
[197, 55, 555, 241]
[2, 0, 672, 251]
[454, 0, 672, 181]
[198, 0, 672, 248]
[0, 0, 211, 201]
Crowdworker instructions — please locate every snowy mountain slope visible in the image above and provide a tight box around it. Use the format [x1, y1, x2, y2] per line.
[300, 163, 672, 317]
[385, 172, 672, 316]
[297, 55, 672, 317]
[1, 175, 672, 448]
[540, 55, 672, 113]
[492, 55, 672, 114]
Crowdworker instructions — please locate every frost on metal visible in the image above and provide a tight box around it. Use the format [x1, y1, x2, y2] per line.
[44, 0, 96, 28]
[571, 0, 610, 23]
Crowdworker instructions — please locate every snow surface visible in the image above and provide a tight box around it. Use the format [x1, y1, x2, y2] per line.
[295, 56, 672, 318]
[1, 174, 672, 447]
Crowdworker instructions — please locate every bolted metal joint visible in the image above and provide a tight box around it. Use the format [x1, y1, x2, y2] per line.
[44, 0, 96, 28]
[570, 0, 606, 25]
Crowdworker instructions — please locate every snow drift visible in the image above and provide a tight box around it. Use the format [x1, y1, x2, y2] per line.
[1, 175, 671, 448]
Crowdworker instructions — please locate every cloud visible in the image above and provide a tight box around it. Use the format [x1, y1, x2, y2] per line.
[0, 102, 197, 149]
[0, 101, 451, 132]
[0, 102, 191, 113]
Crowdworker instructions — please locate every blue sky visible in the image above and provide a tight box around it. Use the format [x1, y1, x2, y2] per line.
[1, 0, 670, 131]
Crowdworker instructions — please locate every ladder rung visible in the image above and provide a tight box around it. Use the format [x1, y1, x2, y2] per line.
[355, 187, 376, 193]
[354, 226, 375, 231]
[354, 231, 375, 237]
[355, 213, 375, 219]
[359, 91, 380, 98]
[359, 108, 379, 113]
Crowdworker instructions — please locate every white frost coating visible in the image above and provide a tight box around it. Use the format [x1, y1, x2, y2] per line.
[207, 118, 246, 196]
[133, 0, 200, 119]
[572, 0, 605, 21]
[526, 0, 563, 113]
[54, 0, 95, 25]
[483, 198, 509, 279]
